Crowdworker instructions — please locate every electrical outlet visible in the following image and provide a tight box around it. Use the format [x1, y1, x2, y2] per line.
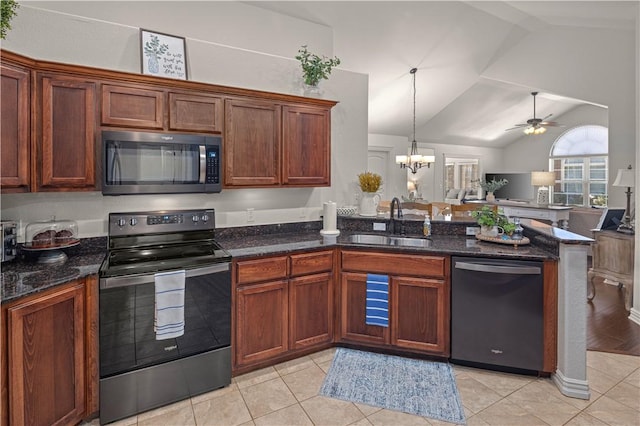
[373, 222, 386, 231]
[466, 226, 480, 236]
[246, 208, 255, 223]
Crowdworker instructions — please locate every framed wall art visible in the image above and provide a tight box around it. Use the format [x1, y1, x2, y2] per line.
[140, 29, 187, 80]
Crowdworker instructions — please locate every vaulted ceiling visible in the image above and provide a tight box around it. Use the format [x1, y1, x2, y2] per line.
[248, 1, 637, 148]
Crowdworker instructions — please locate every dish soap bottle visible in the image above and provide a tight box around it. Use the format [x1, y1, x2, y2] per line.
[423, 214, 431, 238]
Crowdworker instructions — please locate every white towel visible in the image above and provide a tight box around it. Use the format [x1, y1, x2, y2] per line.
[154, 270, 186, 340]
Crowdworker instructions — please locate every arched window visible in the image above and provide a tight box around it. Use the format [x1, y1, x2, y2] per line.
[550, 125, 608, 206]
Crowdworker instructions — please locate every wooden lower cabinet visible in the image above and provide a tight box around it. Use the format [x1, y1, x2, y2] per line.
[233, 250, 334, 371]
[391, 276, 449, 354]
[289, 272, 333, 350]
[1, 276, 98, 426]
[339, 250, 450, 357]
[235, 280, 289, 366]
[339, 272, 389, 345]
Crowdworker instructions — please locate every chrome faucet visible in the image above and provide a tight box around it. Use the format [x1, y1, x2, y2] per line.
[390, 197, 404, 234]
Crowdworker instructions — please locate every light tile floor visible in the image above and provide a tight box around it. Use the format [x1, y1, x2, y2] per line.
[92, 349, 640, 426]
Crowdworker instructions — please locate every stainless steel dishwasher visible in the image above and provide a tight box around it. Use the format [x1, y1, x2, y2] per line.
[451, 256, 544, 372]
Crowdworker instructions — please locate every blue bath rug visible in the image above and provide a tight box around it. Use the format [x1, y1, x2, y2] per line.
[319, 348, 466, 424]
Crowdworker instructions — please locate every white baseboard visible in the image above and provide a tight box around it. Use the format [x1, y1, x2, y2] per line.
[629, 307, 640, 326]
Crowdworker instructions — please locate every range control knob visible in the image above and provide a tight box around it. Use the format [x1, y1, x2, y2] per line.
[116, 218, 127, 227]
[201, 214, 209, 222]
[130, 218, 138, 226]
[192, 215, 199, 223]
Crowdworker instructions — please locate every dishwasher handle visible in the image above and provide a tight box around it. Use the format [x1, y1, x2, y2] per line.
[455, 261, 541, 275]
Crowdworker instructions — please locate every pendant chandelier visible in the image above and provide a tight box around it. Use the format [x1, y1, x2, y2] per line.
[396, 67, 435, 174]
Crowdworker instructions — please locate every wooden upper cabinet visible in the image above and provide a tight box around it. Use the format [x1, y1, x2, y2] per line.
[282, 105, 330, 186]
[38, 74, 97, 191]
[0, 64, 30, 192]
[224, 98, 281, 187]
[101, 84, 164, 129]
[169, 92, 223, 133]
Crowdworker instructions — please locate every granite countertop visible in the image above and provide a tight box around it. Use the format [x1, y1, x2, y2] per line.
[1, 238, 106, 304]
[217, 230, 556, 261]
[2, 220, 565, 303]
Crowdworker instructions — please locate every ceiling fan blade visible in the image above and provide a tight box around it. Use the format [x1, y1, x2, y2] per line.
[505, 126, 526, 131]
[541, 122, 565, 127]
[541, 113, 553, 121]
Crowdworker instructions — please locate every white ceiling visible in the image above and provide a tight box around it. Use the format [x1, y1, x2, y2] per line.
[247, 1, 637, 148]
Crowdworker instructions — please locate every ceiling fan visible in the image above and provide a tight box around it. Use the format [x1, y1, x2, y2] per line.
[506, 91, 563, 135]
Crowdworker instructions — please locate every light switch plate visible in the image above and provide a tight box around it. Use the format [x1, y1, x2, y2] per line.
[466, 226, 480, 236]
[373, 222, 386, 231]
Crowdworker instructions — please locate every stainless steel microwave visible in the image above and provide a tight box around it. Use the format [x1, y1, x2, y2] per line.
[102, 131, 222, 195]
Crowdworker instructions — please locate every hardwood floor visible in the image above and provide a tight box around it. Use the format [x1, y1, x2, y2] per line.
[587, 276, 640, 356]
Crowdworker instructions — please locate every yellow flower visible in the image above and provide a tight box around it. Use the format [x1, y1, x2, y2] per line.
[358, 172, 382, 193]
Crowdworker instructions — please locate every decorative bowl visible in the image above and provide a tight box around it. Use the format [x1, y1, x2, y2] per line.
[337, 206, 357, 216]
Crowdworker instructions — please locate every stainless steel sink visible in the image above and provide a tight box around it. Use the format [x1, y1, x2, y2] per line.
[348, 234, 391, 245]
[348, 234, 431, 248]
[389, 237, 432, 248]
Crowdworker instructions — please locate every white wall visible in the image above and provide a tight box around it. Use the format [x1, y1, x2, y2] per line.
[484, 24, 636, 207]
[368, 134, 504, 202]
[0, 3, 368, 240]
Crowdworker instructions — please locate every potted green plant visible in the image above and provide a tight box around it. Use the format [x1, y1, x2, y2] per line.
[295, 45, 341, 87]
[475, 178, 508, 202]
[471, 205, 514, 237]
[1, 0, 19, 40]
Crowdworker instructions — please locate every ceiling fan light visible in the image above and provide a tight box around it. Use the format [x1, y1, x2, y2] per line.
[523, 126, 535, 135]
[534, 126, 547, 135]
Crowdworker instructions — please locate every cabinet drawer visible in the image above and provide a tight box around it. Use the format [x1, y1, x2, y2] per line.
[290, 250, 333, 277]
[341, 250, 446, 278]
[236, 256, 288, 285]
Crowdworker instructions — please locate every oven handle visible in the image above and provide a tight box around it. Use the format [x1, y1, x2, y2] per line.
[100, 262, 230, 289]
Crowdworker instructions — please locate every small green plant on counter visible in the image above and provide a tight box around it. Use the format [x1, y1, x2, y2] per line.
[471, 206, 515, 234]
[295, 45, 341, 86]
[357, 171, 382, 193]
[471, 205, 499, 227]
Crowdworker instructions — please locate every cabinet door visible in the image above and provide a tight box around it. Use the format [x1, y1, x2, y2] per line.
[101, 84, 164, 129]
[224, 99, 281, 187]
[169, 92, 223, 133]
[391, 276, 450, 355]
[290, 272, 333, 349]
[339, 272, 389, 345]
[282, 105, 330, 186]
[1, 64, 30, 192]
[235, 280, 288, 366]
[7, 280, 86, 426]
[39, 75, 96, 190]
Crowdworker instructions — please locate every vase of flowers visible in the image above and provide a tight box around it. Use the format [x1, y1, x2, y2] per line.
[357, 172, 382, 217]
[474, 178, 508, 202]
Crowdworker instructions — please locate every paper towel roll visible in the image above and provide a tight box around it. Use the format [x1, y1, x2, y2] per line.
[320, 201, 339, 236]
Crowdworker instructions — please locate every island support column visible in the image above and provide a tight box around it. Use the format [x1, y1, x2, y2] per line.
[552, 242, 591, 399]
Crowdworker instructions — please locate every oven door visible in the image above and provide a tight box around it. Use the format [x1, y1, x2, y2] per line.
[99, 262, 231, 378]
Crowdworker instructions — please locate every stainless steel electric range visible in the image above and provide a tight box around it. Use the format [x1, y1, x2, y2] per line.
[98, 209, 231, 424]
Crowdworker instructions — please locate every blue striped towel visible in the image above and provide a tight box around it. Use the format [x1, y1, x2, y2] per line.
[366, 273, 389, 327]
[154, 270, 186, 340]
